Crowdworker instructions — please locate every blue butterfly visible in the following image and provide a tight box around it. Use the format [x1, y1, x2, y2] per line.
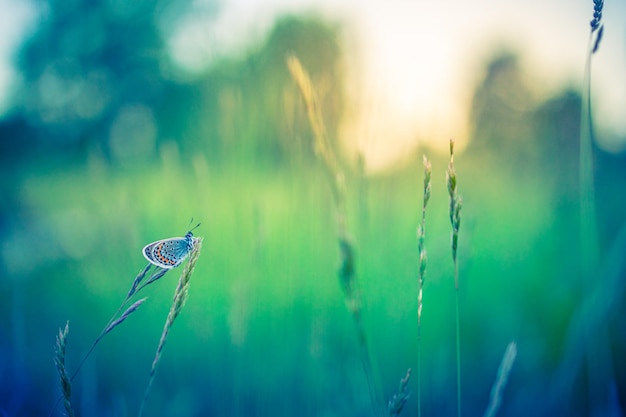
[142, 224, 200, 269]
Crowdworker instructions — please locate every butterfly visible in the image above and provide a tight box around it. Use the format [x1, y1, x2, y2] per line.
[142, 224, 200, 269]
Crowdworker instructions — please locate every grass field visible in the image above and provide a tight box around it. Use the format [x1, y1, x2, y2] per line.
[2, 142, 603, 417]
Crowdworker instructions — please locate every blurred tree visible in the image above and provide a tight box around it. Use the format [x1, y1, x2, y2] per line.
[534, 89, 581, 195]
[187, 15, 345, 167]
[4, 0, 203, 164]
[4, 7, 344, 169]
[466, 51, 539, 171]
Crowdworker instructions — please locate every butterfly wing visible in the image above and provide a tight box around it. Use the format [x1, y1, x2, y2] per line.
[143, 237, 190, 269]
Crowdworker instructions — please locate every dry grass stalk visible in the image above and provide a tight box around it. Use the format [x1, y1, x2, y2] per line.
[287, 55, 381, 415]
[286, 55, 348, 240]
[286, 53, 358, 316]
[287, 53, 359, 326]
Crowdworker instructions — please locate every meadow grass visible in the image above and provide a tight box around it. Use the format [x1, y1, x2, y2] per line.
[21, 138, 563, 416]
[50, 234, 202, 417]
[286, 56, 524, 417]
[30, 8, 619, 411]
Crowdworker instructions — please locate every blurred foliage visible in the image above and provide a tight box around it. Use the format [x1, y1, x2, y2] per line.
[1, 2, 626, 417]
[8, 0, 198, 158]
[3, 1, 343, 169]
[188, 15, 344, 166]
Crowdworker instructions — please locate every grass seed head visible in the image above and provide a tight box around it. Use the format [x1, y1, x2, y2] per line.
[54, 321, 75, 417]
[590, 0, 603, 31]
[422, 155, 432, 208]
[388, 368, 412, 417]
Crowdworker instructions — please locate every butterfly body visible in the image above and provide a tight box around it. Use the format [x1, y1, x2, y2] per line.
[143, 231, 197, 269]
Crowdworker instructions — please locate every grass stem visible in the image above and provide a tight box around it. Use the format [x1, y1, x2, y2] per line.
[483, 342, 517, 417]
[454, 272, 461, 417]
[287, 55, 383, 416]
[579, 6, 608, 414]
[447, 139, 462, 417]
[70, 265, 166, 382]
[416, 155, 431, 417]
[47, 266, 164, 417]
[54, 321, 74, 417]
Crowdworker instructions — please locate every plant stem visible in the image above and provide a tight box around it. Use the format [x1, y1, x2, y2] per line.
[447, 139, 462, 417]
[579, 33, 599, 277]
[287, 55, 382, 416]
[416, 155, 431, 417]
[70, 265, 165, 381]
[454, 261, 461, 417]
[579, 26, 611, 416]
[138, 238, 201, 417]
[417, 328, 422, 417]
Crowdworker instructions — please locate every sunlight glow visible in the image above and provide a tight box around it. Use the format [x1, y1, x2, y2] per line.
[340, 10, 470, 172]
[162, 0, 626, 170]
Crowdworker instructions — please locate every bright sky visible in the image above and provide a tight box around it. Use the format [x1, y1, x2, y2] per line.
[0, 0, 38, 116]
[2, 0, 625, 171]
[170, 0, 626, 170]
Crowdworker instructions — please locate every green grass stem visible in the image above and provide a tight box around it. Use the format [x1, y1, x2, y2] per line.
[47, 265, 165, 417]
[387, 369, 411, 417]
[483, 342, 517, 417]
[416, 155, 431, 417]
[579, 4, 609, 414]
[69, 265, 166, 382]
[447, 139, 462, 417]
[287, 55, 383, 416]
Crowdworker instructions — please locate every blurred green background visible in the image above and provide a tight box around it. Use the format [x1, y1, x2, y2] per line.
[1, 0, 625, 416]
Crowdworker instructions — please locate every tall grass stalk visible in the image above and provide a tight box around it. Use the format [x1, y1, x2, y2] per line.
[579, 2, 609, 414]
[446, 138, 463, 417]
[69, 265, 166, 381]
[483, 342, 517, 417]
[54, 321, 74, 417]
[138, 237, 203, 417]
[580, 0, 603, 289]
[48, 266, 165, 417]
[387, 369, 411, 417]
[416, 155, 431, 417]
[287, 55, 382, 416]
